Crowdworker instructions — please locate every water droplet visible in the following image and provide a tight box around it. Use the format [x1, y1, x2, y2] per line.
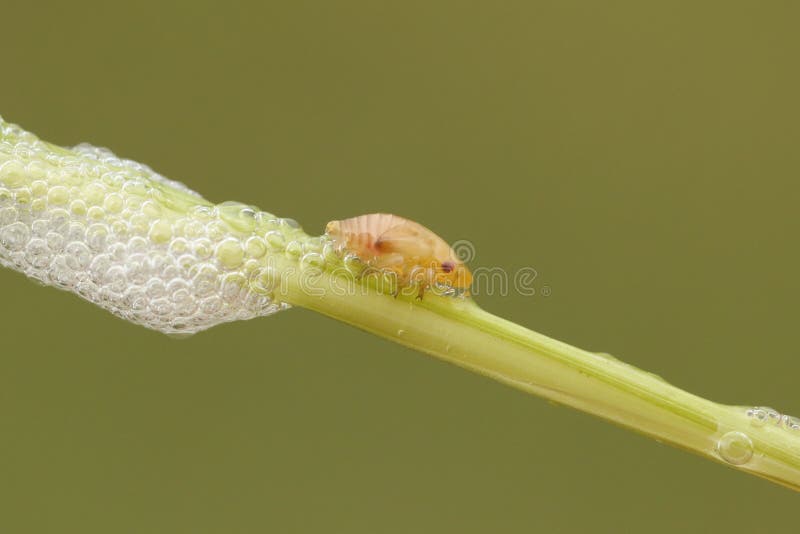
[218, 201, 257, 232]
[1, 221, 30, 250]
[69, 199, 88, 216]
[0, 160, 26, 187]
[183, 219, 205, 238]
[128, 236, 149, 254]
[221, 273, 246, 302]
[168, 237, 190, 255]
[30, 180, 47, 197]
[47, 185, 69, 205]
[244, 236, 266, 259]
[30, 219, 48, 237]
[717, 431, 754, 466]
[265, 230, 285, 250]
[206, 221, 227, 241]
[193, 238, 213, 259]
[746, 407, 770, 427]
[148, 218, 173, 244]
[300, 252, 325, 271]
[86, 224, 109, 251]
[25, 238, 50, 269]
[85, 182, 108, 204]
[192, 264, 220, 297]
[120, 180, 145, 199]
[141, 200, 161, 218]
[103, 265, 128, 293]
[746, 406, 782, 427]
[14, 188, 32, 205]
[285, 240, 303, 257]
[86, 206, 106, 221]
[87, 206, 106, 220]
[145, 278, 167, 299]
[45, 231, 64, 252]
[129, 213, 150, 235]
[782, 415, 800, 432]
[31, 198, 47, 212]
[216, 238, 244, 269]
[103, 193, 124, 213]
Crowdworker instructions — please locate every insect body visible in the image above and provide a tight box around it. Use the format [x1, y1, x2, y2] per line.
[325, 213, 472, 299]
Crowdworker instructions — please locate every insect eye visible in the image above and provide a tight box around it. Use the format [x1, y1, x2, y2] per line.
[441, 261, 455, 273]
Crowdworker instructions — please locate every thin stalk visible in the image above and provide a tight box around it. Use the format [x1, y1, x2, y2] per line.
[3, 115, 799, 491]
[270, 257, 800, 491]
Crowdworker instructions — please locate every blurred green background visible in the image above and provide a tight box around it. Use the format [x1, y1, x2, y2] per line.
[2, 1, 799, 532]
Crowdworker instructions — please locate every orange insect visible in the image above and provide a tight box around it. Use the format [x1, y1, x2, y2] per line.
[325, 213, 472, 299]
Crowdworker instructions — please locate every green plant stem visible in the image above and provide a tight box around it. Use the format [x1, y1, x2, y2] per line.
[270, 256, 800, 491]
[6, 116, 798, 490]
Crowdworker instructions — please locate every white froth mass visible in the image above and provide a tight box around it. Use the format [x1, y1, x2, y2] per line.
[0, 116, 324, 334]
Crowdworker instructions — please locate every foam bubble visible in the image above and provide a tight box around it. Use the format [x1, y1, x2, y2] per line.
[0, 116, 303, 335]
